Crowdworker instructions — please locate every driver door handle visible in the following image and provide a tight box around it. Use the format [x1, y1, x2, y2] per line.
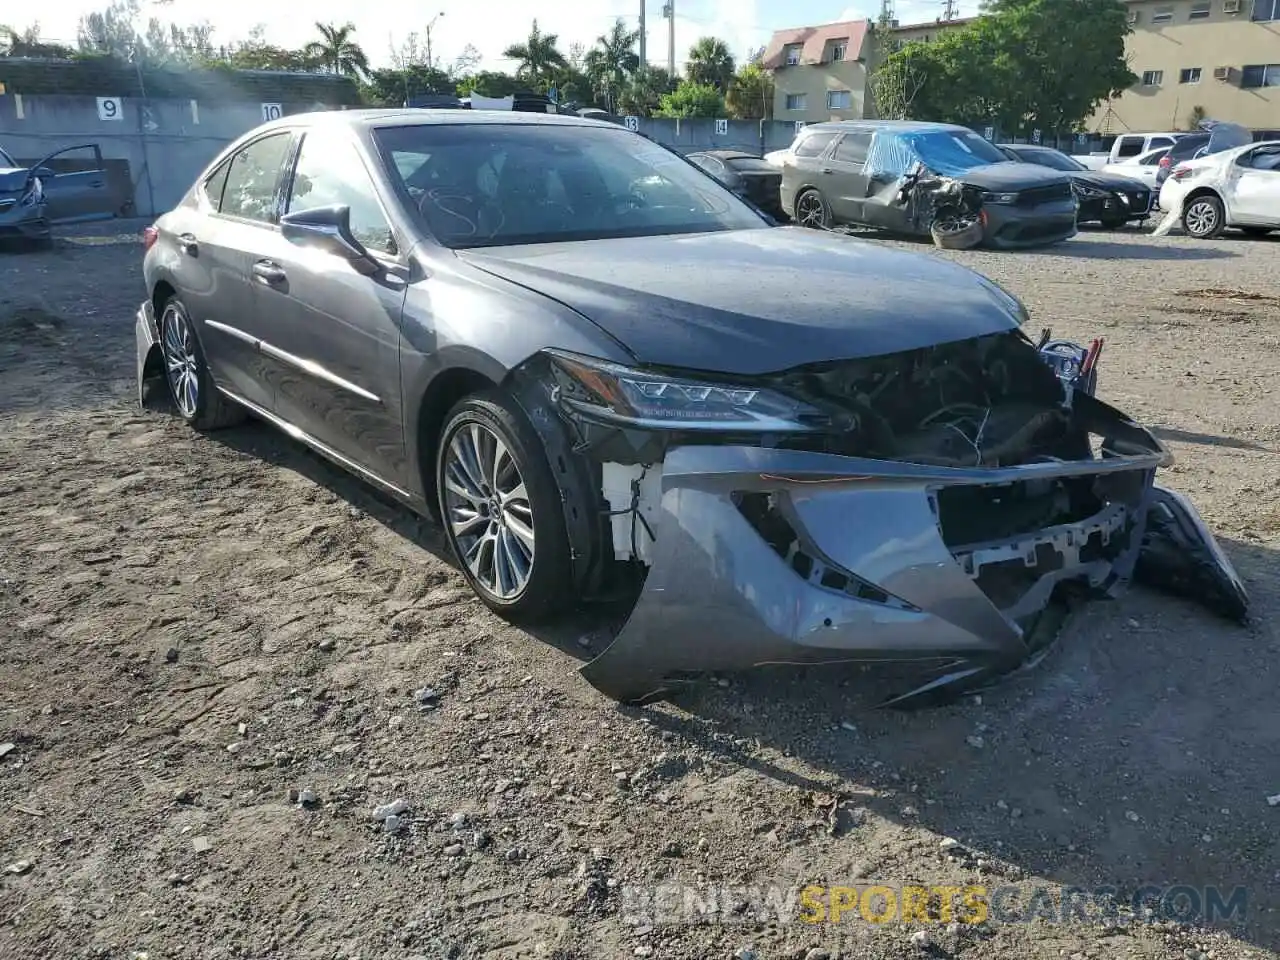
[821, 167, 835, 174]
[251, 259, 287, 285]
[177, 233, 198, 256]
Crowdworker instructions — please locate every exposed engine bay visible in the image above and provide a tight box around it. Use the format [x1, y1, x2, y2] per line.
[515, 327, 1247, 708]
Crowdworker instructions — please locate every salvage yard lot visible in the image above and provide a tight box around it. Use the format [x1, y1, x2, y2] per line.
[1, 224, 1278, 960]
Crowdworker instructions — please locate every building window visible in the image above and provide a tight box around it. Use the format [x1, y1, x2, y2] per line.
[1151, 5, 1174, 22]
[830, 41, 847, 61]
[785, 93, 808, 111]
[826, 89, 852, 109]
[785, 44, 802, 65]
[1240, 63, 1280, 87]
[1140, 70, 1164, 86]
[1252, 0, 1280, 22]
[1189, 1, 1210, 18]
[1180, 67, 1202, 83]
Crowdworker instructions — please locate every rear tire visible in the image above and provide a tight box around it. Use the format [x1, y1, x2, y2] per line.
[159, 297, 246, 431]
[794, 189, 831, 229]
[1181, 194, 1225, 239]
[435, 391, 574, 623]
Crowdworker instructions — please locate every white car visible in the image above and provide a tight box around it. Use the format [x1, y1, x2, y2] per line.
[1101, 147, 1171, 187]
[1158, 140, 1280, 239]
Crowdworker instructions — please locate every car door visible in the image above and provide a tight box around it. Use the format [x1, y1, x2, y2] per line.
[243, 125, 411, 488]
[33, 144, 115, 223]
[188, 130, 298, 412]
[822, 131, 874, 224]
[1227, 147, 1280, 225]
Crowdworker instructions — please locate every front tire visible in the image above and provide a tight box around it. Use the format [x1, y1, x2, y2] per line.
[436, 392, 574, 622]
[794, 189, 831, 229]
[159, 297, 245, 430]
[1182, 194, 1225, 239]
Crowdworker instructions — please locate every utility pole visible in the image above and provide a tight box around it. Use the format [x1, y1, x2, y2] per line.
[663, 1, 675, 76]
[639, 0, 647, 72]
[940, 0, 957, 20]
[425, 11, 444, 69]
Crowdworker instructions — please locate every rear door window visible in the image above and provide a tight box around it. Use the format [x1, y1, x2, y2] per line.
[795, 132, 838, 158]
[219, 132, 294, 223]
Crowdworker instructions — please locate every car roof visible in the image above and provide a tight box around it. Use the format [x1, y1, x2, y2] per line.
[689, 149, 760, 160]
[253, 107, 617, 135]
[802, 120, 971, 135]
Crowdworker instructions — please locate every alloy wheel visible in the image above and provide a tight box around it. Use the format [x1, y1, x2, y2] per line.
[1184, 200, 1218, 237]
[796, 192, 828, 229]
[161, 305, 199, 419]
[442, 422, 536, 601]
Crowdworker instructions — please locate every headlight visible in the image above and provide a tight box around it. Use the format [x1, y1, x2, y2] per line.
[982, 191, 1018, 204]
[546, 350, 824, 432]
[1072, 183, 1108, 200]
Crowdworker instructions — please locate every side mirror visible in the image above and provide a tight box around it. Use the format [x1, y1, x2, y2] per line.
[279, 204, 380, 276]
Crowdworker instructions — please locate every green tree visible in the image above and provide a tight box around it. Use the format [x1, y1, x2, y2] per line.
[685, 36, 735, 91]
[502, 19, 568, 85]
[656, 80, 726, 118]
[726, 61, 774, 119]
[457, 70, 523, 98]
[616, 66, 677, 116]
[76, 0, 142, 58]
[583, 18, 639, 111]
[363, 64, 455, 106]
[303, 21, 369, 78]
[1, 23, 75, 58]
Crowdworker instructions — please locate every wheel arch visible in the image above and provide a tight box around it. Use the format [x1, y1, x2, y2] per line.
[411, 364, 501, 516]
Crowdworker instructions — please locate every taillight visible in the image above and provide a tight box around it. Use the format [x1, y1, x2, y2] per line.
[1171, 165, 1193, 181]
[142, 225, 158, 251]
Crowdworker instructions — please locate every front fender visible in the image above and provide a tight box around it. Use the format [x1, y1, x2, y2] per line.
[136, 300, 165, 407]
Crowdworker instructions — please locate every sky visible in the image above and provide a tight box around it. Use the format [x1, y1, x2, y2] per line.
[25, 0, 977, 72]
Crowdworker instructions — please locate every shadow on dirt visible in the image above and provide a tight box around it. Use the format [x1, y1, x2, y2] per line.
[201, 414, 1279, 949]
[1154, 426, 1275, 453]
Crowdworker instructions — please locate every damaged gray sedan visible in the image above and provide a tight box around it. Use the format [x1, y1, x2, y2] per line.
[135, 110, 1248, 708]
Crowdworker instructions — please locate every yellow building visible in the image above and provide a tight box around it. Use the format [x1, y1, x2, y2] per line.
[1093, 0, 1280, 134]
[765, 3, 1280, 134]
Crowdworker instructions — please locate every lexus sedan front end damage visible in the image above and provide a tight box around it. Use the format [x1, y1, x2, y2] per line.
[532, 331, 1247, 707]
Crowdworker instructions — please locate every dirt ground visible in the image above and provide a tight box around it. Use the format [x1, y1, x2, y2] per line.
[1, 222, 1278, 960]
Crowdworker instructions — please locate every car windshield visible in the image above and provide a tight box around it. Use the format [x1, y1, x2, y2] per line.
[906, 130, 1010, 174]
[1014, 147, 1086, 172]
[374, 123, 766, 249]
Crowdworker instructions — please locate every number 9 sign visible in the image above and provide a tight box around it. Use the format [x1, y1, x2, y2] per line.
[97, 97, 123, 121]
[261, 103, 284, 122]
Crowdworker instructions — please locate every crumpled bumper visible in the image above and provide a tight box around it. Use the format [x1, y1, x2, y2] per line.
[579, 398, 1244, 704]
[0, 198, 51, 240]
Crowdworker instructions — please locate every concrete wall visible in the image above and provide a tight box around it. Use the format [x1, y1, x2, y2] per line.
[0, 94, 809, 217]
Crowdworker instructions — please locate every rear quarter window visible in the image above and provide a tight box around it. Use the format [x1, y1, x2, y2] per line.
[795, 132, 838, 158]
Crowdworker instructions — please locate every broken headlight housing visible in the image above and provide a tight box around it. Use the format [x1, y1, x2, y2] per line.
[1072, 183, 1108, 200]
[546, 350, 824, 432]
[20, 177, 43, 208]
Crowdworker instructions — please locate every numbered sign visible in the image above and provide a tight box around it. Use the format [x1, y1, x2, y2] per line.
[1031, 128, 1042, 144]
[261, 102, 284, 122]
[624, 115, 640, 131]
[97, 97, 123, 121]
[1076, 132, 1088, 144]
[714, 118, 728, 136]
[794, 120, 807, 134]
[983, 126, 995, 140]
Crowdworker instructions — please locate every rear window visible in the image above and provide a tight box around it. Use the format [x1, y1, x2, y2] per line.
[1169, 136, 1210, 158]
[794, 132, 838, 157]
[726, 157, 780, 173]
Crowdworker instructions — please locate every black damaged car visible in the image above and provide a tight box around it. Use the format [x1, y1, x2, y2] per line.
[999, 143, 1152, 228]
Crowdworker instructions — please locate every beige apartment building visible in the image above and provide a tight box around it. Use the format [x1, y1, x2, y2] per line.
[765, 1, 1280, 133]
[1094, 0, 1280, 134]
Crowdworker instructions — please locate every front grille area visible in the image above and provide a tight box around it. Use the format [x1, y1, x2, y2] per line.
[1017, 182, 1074, 207]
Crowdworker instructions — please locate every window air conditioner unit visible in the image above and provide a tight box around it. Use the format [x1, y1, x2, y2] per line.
[1222, 0, 1240, 12]
[1127, 10, 1139, 23]
[1212, 65, 1232, 81]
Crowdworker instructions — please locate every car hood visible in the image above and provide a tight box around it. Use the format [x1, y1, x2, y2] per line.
[1070, 170, 1149, 192]
[458, 227, 1025, 376]
[954, 162, 1072, 191]
[0, 168, 32, 194]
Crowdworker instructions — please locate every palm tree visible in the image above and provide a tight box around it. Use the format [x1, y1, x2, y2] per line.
[502, 20, 568, 86]
[685, 36, 735, 91]
[583, 18, 640, 112]
[304, 22, 369, 77]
